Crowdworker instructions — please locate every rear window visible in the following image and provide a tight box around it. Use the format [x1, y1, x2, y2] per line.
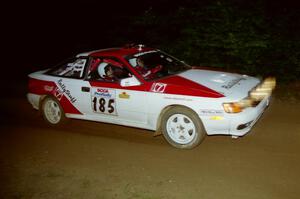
[46, 57, 88, 79]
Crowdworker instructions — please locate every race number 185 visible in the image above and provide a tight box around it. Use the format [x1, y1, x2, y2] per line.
[92, 97, 115, 114]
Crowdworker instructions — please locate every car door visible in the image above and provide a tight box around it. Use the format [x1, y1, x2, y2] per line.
[84, 57, 148, 125]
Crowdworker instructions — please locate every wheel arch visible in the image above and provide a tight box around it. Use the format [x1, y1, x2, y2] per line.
[38, 95, 48, 112]
[39, 94, 64, 113]
[39, 94, 67, 125]
[154, 104, 200, 136]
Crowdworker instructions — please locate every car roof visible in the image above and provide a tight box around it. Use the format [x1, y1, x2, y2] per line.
[76, 46, 156, 58]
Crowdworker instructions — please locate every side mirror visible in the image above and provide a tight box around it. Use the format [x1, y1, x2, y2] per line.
[120, 76, 141, 87]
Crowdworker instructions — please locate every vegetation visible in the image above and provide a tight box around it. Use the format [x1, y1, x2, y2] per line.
[120, 0, 300, 82]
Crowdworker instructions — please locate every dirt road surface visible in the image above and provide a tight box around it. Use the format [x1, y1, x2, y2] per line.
[0, 96, 299, 199]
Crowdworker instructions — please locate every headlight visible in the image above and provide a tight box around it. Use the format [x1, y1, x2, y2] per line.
[250, 77, 276, 101]
[223, 77, 276, 114]
[223, 102, 243, 113]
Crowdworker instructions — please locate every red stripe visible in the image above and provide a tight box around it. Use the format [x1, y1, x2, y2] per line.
[89, 75, 223, 98]
[158, 76, 224, 98]
[28, 78, 82, 114]
[58, 96, 82, 114]
[28, 78, 56, 95]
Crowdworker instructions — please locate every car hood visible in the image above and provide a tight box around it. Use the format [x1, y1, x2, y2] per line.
[178, 69, 260, 99]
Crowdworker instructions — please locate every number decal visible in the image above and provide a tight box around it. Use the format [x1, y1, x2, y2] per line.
[99, 98, 105, 112]
[91, 87, 117, 115]
[92, 97, 115, 114]
[108, 99, 115, 113]
[92, 97, 97, 112]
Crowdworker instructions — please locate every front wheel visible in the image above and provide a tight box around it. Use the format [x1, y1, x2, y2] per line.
[41, 96, 66, 125]
[161, 106, 206, 149]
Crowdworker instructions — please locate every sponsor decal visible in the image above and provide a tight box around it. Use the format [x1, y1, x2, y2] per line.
[44, 85, 54, 92]
[56, 79, 77, 103]
[222, 78, 246, 89]
[53, 87, 64, 101]
[199, 109, 224, 116]
[92, 88, 112, 98]
[164, 96, 192, 101]
[119, 92, 130, 99]
[151, 83, 167, 93]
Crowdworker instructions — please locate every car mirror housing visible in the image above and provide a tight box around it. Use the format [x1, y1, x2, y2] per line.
[120, 76, 141, 87]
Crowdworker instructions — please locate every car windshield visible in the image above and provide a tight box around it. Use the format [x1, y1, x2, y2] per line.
[126, 50, 191, 81]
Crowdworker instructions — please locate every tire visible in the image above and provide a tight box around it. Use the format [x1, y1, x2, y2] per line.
[41, 96, 66, 126]
[161, 106, 206, 149]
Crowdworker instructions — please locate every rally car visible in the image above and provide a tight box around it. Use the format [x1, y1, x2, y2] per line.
[27, 44, 275, 149]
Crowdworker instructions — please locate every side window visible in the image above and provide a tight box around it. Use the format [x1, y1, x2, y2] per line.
[47, 57, 87, 79]
[87, 57, 131, 82]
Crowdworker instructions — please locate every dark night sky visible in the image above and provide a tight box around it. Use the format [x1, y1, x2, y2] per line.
[8, 1, 144, 66]
[3, 0, 173, 88]
[5, 0, 194, 74]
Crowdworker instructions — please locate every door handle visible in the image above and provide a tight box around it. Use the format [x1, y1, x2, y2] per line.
[81, 87, 90, 92]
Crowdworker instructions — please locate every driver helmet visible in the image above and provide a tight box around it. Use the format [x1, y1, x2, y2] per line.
[129, 58, 137, 67]
[98, 62, 109, 78]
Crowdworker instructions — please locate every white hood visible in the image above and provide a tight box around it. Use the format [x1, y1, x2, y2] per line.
[179, 69, 261, 100]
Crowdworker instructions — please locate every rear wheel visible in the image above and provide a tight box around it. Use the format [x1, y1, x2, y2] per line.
[42, 96, 65, 125]
[161, 106, 206, 149]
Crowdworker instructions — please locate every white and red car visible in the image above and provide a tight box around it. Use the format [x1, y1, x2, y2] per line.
[27, 45, 275, 149]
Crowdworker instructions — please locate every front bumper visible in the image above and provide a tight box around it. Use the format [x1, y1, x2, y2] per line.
[228, 95, 270, 136]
